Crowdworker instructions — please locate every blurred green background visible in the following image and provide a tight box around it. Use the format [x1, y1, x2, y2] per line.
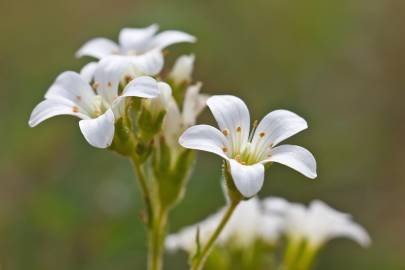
[1, 0, 404, 269]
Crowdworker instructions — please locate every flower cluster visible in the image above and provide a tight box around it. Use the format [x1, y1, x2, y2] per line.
[28, 24, 371, 270]
[166, 198, 284, 253]
[166, 197, 370, 269]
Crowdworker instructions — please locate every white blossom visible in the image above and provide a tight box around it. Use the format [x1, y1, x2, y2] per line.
[169, 54, 195, 85]
[263, 198, 371, 249]
[166, 198, 283, 253]
[164, 82, 208, 149]
[76, 24, 196, 76]
[179, 95, 317, 198]
[29, 58, 160, 148]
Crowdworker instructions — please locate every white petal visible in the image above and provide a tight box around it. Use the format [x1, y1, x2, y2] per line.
[29, 99, 89, 127]
[118, 24, 159, 52]
[206, 95, 250, 152]
[79, 109, 115, 148]
[45, 71, 96, 115]
[150, 30, 196, 50]
[265, 145, 317, 179]
[228, 159, 264, 198]
[182, 82, 206, 127]
[76, 38, 119, 59]
[336, 222, 371, 247]
[80, 62, 98, 82]
[93, 56, 133, 103]
[179, 124, 228, 159]
[252, 110, 308, 150]
[306, 200, 371, 248]
[129, 49, 164, 75]
[121, 76, 160, 98]
[262, 197, 291, 214]
[169, 54, 195, 85]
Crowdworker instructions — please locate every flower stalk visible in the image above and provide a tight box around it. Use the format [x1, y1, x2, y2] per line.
[148, 207, 168, 270]
[191, 197, 241, 270]
[296, 246, 318, 270]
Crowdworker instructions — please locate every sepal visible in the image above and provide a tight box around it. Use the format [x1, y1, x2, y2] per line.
[153, 139, 195, 209]
[109, 117, 135, 156]
[137, 105, 166, 141]
[222, 161, 244, 202]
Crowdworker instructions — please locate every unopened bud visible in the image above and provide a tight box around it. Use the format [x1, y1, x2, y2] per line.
[169, 54, 195, 85]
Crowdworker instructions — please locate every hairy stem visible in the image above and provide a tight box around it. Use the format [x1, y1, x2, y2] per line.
[148, 207, 168, 270]
[191, 199, 240, 270]
[130, 155, 153, 227]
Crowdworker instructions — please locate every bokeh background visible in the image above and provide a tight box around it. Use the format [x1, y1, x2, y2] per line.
[1, 0, 404, 269]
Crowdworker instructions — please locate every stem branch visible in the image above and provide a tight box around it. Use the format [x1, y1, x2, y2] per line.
[191, 199, 240, 270]
[130, 155, 153, 227]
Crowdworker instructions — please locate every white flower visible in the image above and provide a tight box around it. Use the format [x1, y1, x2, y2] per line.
[165, 210, 222, 253]
[169, 54, 195, 85]
[76, 24, 196, 76]
[304, 200, 371, 249]
[179, 95, 317, 198]
[163, 82, 208, 149]
[263, 198, 371, 249]
[165, 198, 283, 253]
[29, 58, 160, 148]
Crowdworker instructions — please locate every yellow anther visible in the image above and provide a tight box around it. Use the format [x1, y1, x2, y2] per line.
[76, 95, 81, 101]
[252, 120, 258, 129]
[259, 132, 265, 138]
[222, 129, 229, 136]
[124, 74, 134, 83]
[223, 147, 228, 153]
[236, 126, 241, 132]
[72, 106, 79, 113]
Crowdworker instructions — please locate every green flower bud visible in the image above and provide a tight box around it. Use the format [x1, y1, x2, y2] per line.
[153, 139, 195, 209]
[110, 116, 135, 156]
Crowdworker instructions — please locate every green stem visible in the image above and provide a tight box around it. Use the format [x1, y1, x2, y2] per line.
[148, 207, 168, 270]
[130, 154, 153, 227]
[297, 246, 318, 270]
[282, 238, 301, 270]
[191, 199, 240, 270]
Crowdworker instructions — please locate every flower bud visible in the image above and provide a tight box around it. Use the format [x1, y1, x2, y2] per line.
[153, 139, 195, 209]
[169, 54, 195, 86]
[137, 83, 172, 141]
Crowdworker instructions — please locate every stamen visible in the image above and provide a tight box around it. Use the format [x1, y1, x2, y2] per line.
[76, 95, 81, 101]
[107, 81, 112, 87]
[249, 120, 259, 142]
[252, 120, 258, 129]
[222, 129, 229, 136]
[259, 132, 265, 138]
[222, 147, 228, 153]
[72, 106, 79, 113]
[92, 82, 99, 90]
[236, 126, 241, 132]
[124, 74, 134, 83]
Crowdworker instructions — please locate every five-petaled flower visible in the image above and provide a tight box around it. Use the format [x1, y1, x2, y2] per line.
[179, 95, 317, 198]
[263, 198, 371, 249]
[165, 198, 284, 253]
[76, 24, 196, 76]
[28, 58, 160, 148]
